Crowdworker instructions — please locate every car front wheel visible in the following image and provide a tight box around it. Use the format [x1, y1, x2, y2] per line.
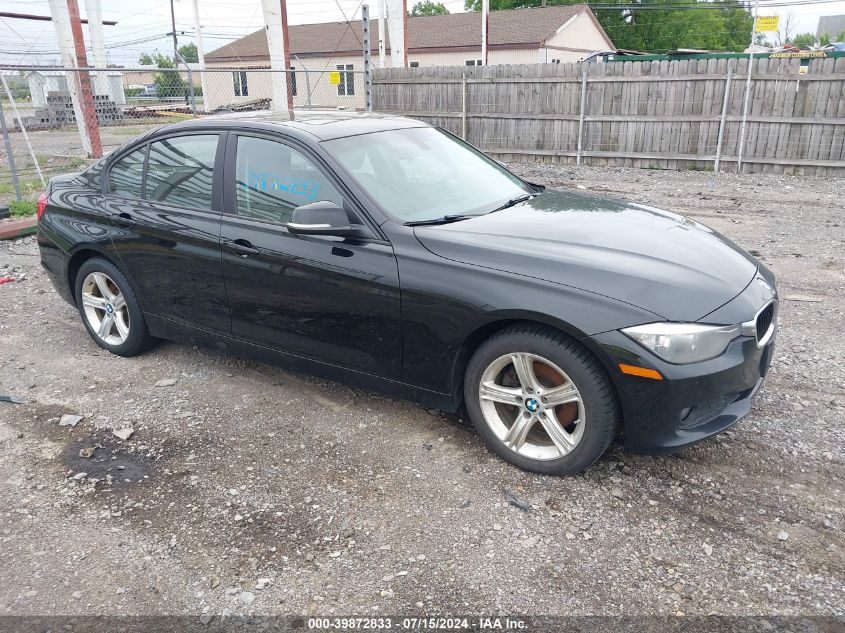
[464, 324, 619, 475]
[74, 257, 154, 357]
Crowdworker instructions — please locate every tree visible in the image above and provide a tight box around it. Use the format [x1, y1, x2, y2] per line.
[791, 32, 817, 48]
[410, 0, 449, 16]
[146, 52, 189, 100]
[178, 43, 198, 63]
[138, 52, 154, 65]
[463, 0, 753, 53]
[775, 12, 797, 46]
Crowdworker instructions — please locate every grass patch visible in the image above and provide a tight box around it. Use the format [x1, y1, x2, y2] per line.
[0, 179, 42, 195]
[8, 199, 36, 217]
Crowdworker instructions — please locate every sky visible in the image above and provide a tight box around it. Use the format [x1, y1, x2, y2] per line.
[0, 0, 842, 67]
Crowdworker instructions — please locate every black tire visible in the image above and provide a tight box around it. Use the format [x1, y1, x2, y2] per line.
[464, 323, 619, 475]
[74, 257, 155, 357]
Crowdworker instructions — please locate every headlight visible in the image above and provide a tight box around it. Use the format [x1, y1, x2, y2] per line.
[621, 322, 741, 364]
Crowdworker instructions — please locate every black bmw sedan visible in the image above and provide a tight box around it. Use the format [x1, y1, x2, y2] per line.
[37, 111, 777, 475]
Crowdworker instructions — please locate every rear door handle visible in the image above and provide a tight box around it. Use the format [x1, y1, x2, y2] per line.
[224, 239, 260, 257]
[113, 212, 136, 227]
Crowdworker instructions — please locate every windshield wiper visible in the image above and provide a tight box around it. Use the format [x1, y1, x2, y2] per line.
[405, 214, 479, 226]
[489, 193, 533, 213]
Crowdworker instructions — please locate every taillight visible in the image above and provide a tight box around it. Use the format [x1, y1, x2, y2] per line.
[36, 192, 48, 221]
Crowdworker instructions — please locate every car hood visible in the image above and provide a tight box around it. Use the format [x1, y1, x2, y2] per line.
[413, 188, 758, 322]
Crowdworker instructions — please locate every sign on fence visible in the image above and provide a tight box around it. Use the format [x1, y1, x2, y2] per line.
[754, 15, 780, 33]
[328, 71, 341, 86]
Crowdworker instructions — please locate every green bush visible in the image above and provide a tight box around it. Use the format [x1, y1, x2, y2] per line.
[8, 200, 36, 217]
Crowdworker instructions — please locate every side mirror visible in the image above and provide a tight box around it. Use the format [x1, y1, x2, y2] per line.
[286, 201, 368, 237]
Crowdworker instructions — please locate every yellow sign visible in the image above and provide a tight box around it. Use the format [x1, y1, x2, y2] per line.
[754, 15, 780, 33]
[769, 50, 826, 59]
[328, 71, 341, 85]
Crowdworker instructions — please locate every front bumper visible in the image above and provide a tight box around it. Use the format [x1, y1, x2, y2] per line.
[591, 316, 776, 455]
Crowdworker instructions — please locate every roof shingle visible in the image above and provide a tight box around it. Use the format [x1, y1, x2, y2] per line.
[205, 4, 598, 62]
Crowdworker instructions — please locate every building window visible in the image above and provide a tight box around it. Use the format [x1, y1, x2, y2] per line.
[289, 67, 297, 96]
[551, 58, 561, 64]
[465, 59, 482, 66]
[409, 61, 419, 68]
[233, 71, 248, 97]
[336, 64, 354, 96]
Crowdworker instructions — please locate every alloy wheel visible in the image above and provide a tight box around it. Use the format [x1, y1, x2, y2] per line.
[478, 352, 585, 461]
[81, 272, 131, 346]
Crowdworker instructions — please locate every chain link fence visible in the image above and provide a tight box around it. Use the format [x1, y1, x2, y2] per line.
[0, 66, 368, 212]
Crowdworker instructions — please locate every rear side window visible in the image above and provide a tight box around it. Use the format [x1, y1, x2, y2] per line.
[108, 148, 146, 198]
[235, 136, 342, 224]
[146, 135, 218, 210]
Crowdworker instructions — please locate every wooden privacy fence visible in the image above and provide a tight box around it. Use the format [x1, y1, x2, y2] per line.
[372, 56, 845, 176]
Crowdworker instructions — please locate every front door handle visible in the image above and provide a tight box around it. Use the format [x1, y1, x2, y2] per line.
[224, 239, 260, 257]
[113, 212, 136, 227]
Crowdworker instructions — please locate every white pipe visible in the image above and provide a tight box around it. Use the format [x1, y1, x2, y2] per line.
[378, 0, 386, 68]
[84, 0, 107, 96]
[260, 0, 290, 112]
[387, 0, 404, 68]
[191, 0, 209, 113]
[47, 0, 92, 156]
[481, 0, 489, 65]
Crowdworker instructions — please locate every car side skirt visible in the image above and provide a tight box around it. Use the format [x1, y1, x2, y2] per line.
[145, 315, 455, 412]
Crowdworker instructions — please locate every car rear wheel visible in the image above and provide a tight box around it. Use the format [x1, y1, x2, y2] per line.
[464, 324, 619, 475]
[74, 258, 154, 357]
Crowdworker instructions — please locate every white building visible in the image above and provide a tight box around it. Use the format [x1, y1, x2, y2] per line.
[203, 4, 613, 110]
[27, 69, 126, 106]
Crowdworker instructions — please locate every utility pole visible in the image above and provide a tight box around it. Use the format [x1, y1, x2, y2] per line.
[191, 0, 209, 113]
[279, 0, 293, 109]
[481, 0, 489, 65]
[67, 0, 102, 157]
[260, 0, 292, 111]
[169, 0, 179, 61]
[47, 0, 101, 158]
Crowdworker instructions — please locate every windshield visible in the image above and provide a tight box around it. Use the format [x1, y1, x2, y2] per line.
[324, 127, 531, 223]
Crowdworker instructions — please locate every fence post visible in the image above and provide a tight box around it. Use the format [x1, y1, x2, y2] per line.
[1, 74, 44, 185]
[294, 55, 312, 108]
[576, 62, 588, 166]
[0, 99, 21, 202]
[714, 64, 733, 173]
[187, 66, 197, 117]
[736, 54, 754, 172]
[461, 71, 467, 140]
[362, 4, 373, 112]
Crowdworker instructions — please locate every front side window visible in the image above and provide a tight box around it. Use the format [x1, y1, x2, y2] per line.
[233, 71, 248, 97]
[108, 147, 146, 198]
[235, 136, 343, 224]
[325, 127, 529, 223]
[145, 135, 218, 210]
[336, 64, 354, 96]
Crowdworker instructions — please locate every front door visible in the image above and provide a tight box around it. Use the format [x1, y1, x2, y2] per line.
[219, 133, 402, 379]
[104, 132, 229, 333]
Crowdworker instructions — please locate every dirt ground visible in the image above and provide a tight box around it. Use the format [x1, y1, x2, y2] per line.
[0, 164, 842, 623]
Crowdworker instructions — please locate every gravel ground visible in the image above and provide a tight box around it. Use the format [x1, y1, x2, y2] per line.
[0, 165, 843, 622]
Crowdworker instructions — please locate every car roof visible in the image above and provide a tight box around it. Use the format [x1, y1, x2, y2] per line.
[161, 110, 429, 141]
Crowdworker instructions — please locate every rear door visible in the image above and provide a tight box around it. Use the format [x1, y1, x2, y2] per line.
[104, 132, 230, 333]
[219, 132, 402, 379]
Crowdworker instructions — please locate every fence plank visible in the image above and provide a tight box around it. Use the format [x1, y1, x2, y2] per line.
[372, 58, 845, 175]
